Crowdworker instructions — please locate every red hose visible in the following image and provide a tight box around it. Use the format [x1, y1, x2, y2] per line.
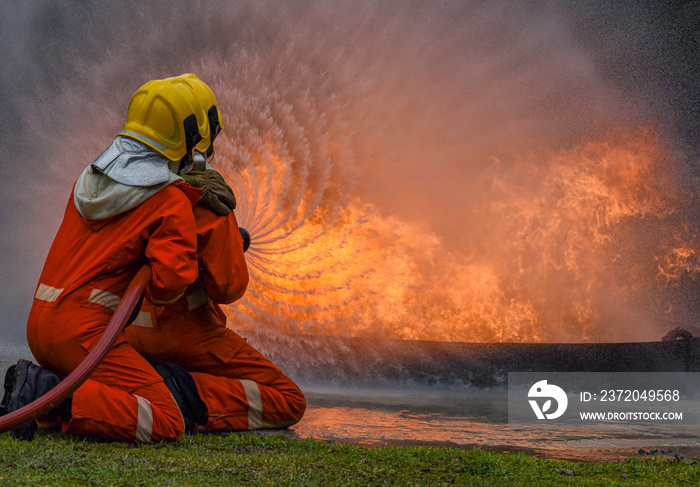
[0, 265, 152, 433]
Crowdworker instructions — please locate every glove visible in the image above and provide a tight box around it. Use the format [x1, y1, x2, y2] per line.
[181, 169, 237, 216]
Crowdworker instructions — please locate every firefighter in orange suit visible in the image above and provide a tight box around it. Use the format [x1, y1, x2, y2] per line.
[1, 74, 305, 442]
[124, 75, 306, 432]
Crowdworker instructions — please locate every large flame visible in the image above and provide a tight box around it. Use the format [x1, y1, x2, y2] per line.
[9, 3, 696, 345]
[219, 128, 697, 343]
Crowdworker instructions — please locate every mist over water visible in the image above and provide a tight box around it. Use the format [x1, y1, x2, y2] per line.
[1, 1, 698, 345]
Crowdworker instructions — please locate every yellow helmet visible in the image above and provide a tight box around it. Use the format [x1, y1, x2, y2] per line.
[178, 73, 223, 156]
[119, 76, 204, 162]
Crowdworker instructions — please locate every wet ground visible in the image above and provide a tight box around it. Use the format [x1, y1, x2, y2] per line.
[290, 387, 700, 461]
[2, 344, 699, 461]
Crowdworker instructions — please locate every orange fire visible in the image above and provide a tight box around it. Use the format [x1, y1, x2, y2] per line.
[219, 128, 697, 343]
[657, 229, 700, 286]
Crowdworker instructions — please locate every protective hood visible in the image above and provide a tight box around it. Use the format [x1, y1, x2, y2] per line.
[74, 137, 183, 221]
[91, 136, 175, 186]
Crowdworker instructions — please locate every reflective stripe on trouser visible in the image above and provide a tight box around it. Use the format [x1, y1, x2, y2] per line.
[192, 372, 305, 431]
[240, 379, 263, 429]
[134, 395, 154, 443]
[63, 377, 184, 442]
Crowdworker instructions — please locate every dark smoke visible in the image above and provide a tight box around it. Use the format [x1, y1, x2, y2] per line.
[0, 1, 697, 345]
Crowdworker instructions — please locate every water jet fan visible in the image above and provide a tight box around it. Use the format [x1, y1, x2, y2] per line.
[225, 128, 700, 390]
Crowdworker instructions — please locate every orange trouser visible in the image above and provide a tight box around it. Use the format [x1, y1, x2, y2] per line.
[124, 316, 306, 431]
[27, 301, 185, 443]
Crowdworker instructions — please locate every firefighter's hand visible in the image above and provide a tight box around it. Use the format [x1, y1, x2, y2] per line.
[181, 169, 237, 216]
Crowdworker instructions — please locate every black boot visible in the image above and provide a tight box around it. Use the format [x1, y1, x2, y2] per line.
[0, 359, 63, 440]
[154, 363, 208, 433]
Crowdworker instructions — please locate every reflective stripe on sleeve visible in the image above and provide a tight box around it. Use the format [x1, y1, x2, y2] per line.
[88, 288, 121, 310]
[35, 283, 64, 302]
[239, 379, 263, 429]
[134, 395, 154, 443]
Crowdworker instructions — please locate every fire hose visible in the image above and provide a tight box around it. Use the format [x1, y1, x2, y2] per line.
[0, 227, 250, 435]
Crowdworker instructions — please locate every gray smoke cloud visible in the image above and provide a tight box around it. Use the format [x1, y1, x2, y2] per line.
[0, 1, 698, 345]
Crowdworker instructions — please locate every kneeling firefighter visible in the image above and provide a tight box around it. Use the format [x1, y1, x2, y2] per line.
[1, 74, 305, 442]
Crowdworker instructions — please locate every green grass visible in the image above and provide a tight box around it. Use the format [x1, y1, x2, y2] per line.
[0, 430, 698, 486]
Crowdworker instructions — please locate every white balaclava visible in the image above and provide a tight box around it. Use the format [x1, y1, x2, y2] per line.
[73, 136, 183, 220]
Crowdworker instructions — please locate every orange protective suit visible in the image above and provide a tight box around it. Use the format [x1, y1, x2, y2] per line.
[27, 182, 202, 442]
[28, 178, 305, 442]
[125, 206, 306, 432]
